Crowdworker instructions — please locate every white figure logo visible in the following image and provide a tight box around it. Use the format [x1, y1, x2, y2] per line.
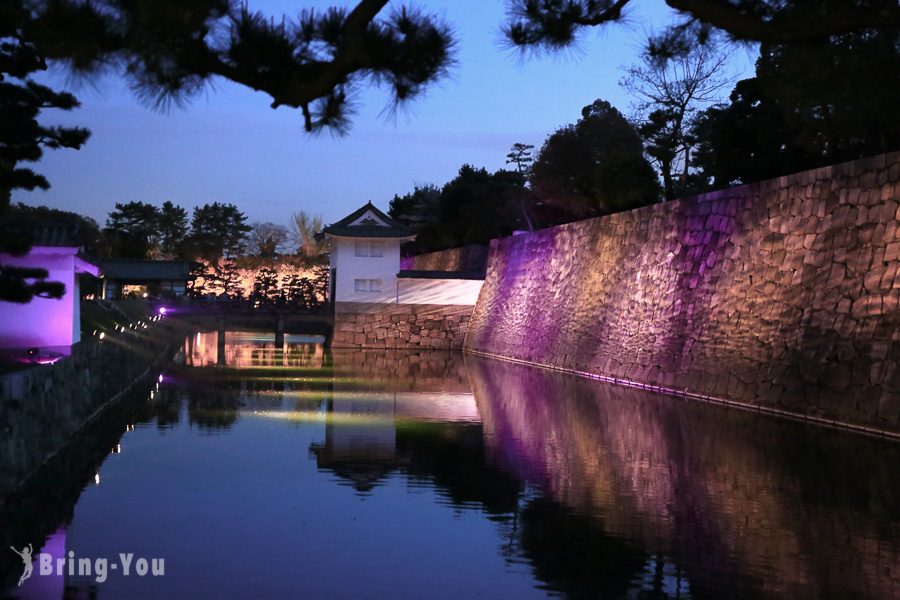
[10, 544, 33, 587]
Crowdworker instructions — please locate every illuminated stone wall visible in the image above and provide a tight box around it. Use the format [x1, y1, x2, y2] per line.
[466, 152, 900, 434]
[332, 302, 473, 350]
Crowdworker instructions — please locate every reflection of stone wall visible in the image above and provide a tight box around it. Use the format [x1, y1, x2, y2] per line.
[401, 245, 488, 275]
[331, 348, 470, 392]
[466, 152, 900, 434]
[333, 302, 473, 350]
[467, 355, 900, 599]
[0, 321, 184, 500]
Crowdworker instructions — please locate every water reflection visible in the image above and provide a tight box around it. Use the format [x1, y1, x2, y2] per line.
[0, 380, 175, 598]
[185, 330, 325, 368]
[468, 355, 900, 599]
[1, 336, 898, 599]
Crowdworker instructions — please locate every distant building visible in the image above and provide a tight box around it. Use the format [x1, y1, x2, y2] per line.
[0, 222, 100, 353]
[100, 259, 192, 299]
[321, 202, 486, 349]
[321, 201, 416, 304]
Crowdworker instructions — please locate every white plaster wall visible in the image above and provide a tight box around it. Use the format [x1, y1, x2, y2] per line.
[0, 249, 77, 349]
[397, 278, 484, 306]
[331, 237, 402, 303]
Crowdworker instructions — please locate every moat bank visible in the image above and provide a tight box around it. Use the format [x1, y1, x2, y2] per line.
[0, 311, 186, 502]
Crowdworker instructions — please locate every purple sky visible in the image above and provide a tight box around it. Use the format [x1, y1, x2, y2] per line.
[12, 0, 755, 227]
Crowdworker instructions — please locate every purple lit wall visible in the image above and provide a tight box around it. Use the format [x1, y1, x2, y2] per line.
[465, 152, 900, 435]
[0, 248, 100, 351]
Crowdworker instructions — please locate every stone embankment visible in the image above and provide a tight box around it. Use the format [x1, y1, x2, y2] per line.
[465, 152, 900, 437]
[332, 302, 472, 350]
[0, 316, 186, 500]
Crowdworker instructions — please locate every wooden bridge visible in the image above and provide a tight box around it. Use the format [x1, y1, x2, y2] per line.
[166, 300, 335, 346]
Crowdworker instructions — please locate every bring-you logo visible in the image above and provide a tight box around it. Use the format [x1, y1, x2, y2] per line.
[10, 545, 164, 585]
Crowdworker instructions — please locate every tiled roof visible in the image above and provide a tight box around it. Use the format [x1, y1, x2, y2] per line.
[100, 259, 192, 281]
[322, 201, 414, 239]
[0, 220, 83, 248]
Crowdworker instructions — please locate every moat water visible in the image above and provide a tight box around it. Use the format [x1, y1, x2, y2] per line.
[1, 332, 899, 599]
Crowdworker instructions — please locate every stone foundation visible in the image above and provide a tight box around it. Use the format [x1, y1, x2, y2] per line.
[333, 302, 474, 350]
[465, 152, 900, 435]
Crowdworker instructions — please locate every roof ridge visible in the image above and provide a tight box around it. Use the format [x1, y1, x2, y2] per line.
[322, 201, 415, 239]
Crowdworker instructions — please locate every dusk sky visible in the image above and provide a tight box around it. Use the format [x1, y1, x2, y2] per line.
[13, 0, 755, 227]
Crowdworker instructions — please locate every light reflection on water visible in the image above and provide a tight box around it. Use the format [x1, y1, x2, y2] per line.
[1, 333, 899, 599]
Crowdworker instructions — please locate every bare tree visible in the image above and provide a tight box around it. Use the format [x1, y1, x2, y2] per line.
[249, 222, 289, 258]
[620, 45, 733, 199]
[290, 211, 326, 258]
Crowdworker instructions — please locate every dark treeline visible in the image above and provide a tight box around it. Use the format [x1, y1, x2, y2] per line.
[4, 201, 326, 265]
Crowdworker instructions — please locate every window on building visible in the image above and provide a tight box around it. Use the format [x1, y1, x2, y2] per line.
[354, 241, 383, 257]
[354, 279, 383, 292]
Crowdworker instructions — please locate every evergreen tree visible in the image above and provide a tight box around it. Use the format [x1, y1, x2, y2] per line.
[530, 99, 660, 218]
[104, 201, 161, 259]
[503, 1, 900, 58]
[251, 266, 279, 305]
[313, 264, 330, 306]
[0, 2, 90, 210]
[18, 0, 454, 133]
[158, 201, 188, 258]
[219, 259, 244, 299]
[0, 2, 89, 302]
[187, 202, 251, 260]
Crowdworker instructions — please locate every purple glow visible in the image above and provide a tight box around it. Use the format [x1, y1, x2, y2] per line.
[158, 307, 168, 315]
[0, 246, 99, 350]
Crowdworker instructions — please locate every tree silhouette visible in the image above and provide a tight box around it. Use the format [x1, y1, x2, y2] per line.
[104, 201, 161, 259]
[503, 1, 900, 59]
[158, 201, 188, 258]
[249, 222, 289, 258]
[530, 99, 660, 218]
[0, 3, 90, 301]
[187, 202, 251, 260]
[0, 2, 90, 210]
[290, 211, 326, 259]
[506, 143, 535, 175]
[620, 45, 732, 200]
[251, 266, 280, 305]
[693, 13, 900, 186]
[20, 0, 455, 133]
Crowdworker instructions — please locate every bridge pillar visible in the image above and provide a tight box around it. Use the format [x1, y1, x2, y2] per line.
[217, 316, 226, 366]
[275, 316, 285, 347]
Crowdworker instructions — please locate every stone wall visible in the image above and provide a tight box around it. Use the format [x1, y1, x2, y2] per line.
[465, 152, 900, 435]
[333, 302, 473, 350]
[401, 244, 488, 275]
[0, 320, 185, 500]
